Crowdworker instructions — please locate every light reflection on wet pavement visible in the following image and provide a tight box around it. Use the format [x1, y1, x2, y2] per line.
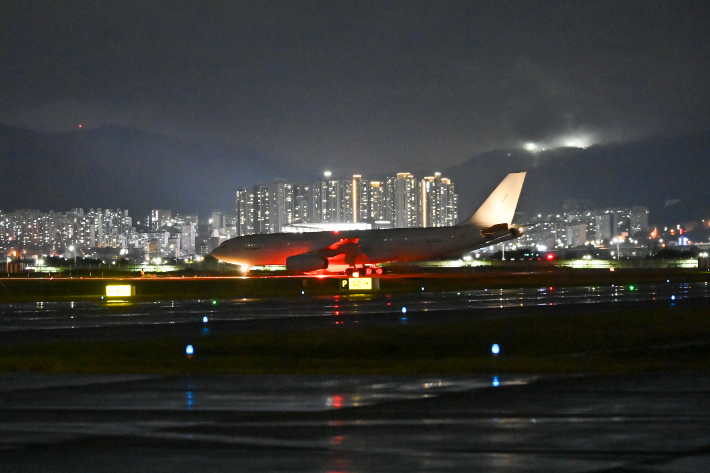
[1, 373, 709, 472]
[2, 283, 710, 471]
[0, 281, 708, 333]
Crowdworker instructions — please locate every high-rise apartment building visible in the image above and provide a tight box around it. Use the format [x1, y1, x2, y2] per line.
[271, 180, 294, 233]
[394, 172, 419, 228]
[293, 185, 311, 224]
[353, 175, 370, 223]
[150, 209, 172, 230]
[318, 179, 341, 223]
[235, 188, 254, 236]
[421, 173, 458, 227]
[253, 185, 271, 234]
[369, 181, 385, 221]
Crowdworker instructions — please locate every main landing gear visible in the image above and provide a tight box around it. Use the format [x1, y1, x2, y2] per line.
[345, 265, 384, 276]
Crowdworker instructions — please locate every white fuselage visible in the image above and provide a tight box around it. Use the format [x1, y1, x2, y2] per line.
[211, 225, 501, 268]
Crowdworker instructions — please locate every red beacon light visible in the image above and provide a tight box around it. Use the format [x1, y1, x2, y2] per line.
[546, 253, 555, 260]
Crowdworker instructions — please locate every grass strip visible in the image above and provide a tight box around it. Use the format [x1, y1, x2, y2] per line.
[1, 306, 709, 375]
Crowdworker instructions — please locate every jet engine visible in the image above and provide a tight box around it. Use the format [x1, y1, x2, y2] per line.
[286, 253, 329, 272]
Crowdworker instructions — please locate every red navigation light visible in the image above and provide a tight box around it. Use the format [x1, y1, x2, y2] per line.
[330, 395, 343, 409]
[546, 253, 555, 260]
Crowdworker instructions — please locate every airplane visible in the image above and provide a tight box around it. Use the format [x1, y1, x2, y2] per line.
[211, 172, 526, 274]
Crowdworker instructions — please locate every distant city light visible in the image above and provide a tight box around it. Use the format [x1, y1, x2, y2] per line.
[324, 171, 332, 178]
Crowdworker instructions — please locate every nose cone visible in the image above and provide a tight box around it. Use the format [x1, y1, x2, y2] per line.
[210, 245, 227, 261]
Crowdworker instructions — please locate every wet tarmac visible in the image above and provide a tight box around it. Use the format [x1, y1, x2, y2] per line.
[2, 282, 710, 471]
[1, 372, 709, 472]
[1, 281, 708, 343]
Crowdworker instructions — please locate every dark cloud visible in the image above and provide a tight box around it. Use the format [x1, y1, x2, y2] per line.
[1, 0, 709, 177]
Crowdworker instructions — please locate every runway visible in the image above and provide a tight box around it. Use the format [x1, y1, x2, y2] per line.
[2, 281, 710, 471]
[1, 372, 709, 472]
[1, 281, 708, 341]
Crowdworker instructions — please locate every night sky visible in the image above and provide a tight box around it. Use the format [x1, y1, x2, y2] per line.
[2, 0, 710, 177]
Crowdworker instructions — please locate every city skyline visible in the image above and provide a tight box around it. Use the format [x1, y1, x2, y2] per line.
[1, 2, 709, 230]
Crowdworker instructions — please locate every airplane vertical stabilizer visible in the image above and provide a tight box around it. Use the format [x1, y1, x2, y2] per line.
[462, 172, 526, 227]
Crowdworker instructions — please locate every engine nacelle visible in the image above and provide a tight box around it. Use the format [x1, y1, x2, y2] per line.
[286, 253, 329, 272]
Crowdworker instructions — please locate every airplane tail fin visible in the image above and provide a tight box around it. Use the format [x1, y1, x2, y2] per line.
[461, 172, 526, 227]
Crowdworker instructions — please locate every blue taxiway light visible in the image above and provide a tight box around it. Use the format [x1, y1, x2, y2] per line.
[401, 307, 407, 314]
[202, 316, 208, 323]
[491, 344, 500, 355]
[492, 376, 500, 387]
[185, 345, 194, 355]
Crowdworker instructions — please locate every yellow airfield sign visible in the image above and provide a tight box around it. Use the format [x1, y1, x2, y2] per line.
[341, 278, 379, 290]
[106, 285, 135, 297]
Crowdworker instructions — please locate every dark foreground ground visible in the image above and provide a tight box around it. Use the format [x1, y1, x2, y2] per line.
[1, 372, 709, 472]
